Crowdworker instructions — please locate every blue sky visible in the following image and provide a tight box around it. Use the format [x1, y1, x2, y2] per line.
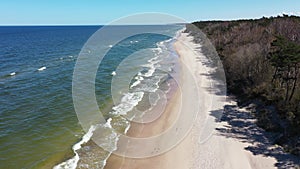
[1, 0, 300, 25]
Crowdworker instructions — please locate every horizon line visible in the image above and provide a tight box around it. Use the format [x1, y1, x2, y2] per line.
[1, 14, 299, 26]
[0, 23, 186, 26]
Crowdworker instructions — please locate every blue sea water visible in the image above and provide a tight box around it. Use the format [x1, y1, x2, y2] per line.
[0, 25, 182, 168]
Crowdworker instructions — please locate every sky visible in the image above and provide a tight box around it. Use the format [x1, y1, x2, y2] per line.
[1, 0, 300, 25]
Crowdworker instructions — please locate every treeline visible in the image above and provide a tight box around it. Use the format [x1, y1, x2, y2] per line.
[185, 15, 300, 156]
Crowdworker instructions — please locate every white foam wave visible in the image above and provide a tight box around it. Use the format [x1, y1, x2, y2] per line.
[37, 66, 46, 71]
[130, 75, 144, 88]
[165, 38, 173, 43]
[60, 55, 76, 61]
[96, 126, 119, 153]
[111, 92, 144, 115]
[54, 117, 121, 169]
[142, 58, 160, 78]
[138, 76, 162, 92]
[144, 67, 155, 77]
[9, 72, 16, 76]
[130, 40, 139, 44]
[124, 124, 131, 134]
[53, 126, 96, 169]
[152, 47, 163, 54]
[105, 118, 112, 128]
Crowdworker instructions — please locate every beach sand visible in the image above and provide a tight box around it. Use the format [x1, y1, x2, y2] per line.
[103, 31, 278, 169]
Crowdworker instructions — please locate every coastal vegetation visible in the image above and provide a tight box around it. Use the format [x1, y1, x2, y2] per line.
[185, 15, 300, 156]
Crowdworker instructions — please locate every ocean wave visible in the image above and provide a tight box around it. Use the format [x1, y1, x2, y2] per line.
[9, 72, 16, 76]
[59, 55, 77, 61]
[37, 66, 46, 71]
[110, 92, 144, 116]
[137, 76, 162, 93]
[130, 74, 144, 88]
[53, 125, 96, 169]
[129, 40, 139, 44]
[142, 56, 160, 77]
[111, 71, 116, 76]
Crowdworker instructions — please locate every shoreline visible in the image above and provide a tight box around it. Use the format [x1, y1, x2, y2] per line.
[103, 30, 191, 169]
[52, 30, 184, 169]
[103, 29, 203, 169]
[103, 28, 286, 169]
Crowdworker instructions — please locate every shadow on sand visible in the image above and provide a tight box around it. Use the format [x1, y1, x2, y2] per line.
[214, 105, 300, 168]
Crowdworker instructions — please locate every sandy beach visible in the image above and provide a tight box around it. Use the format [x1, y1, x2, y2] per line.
[103, 30, 281, 169]
[3, 4, 300, 168]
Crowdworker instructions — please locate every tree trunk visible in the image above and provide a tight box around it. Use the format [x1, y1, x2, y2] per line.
[288, 65, 299, 101]
[272, 67, 278, 83]
[285, 65, 291, 102]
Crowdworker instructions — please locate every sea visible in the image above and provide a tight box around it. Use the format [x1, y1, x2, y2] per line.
[0, 25, 183, 169]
